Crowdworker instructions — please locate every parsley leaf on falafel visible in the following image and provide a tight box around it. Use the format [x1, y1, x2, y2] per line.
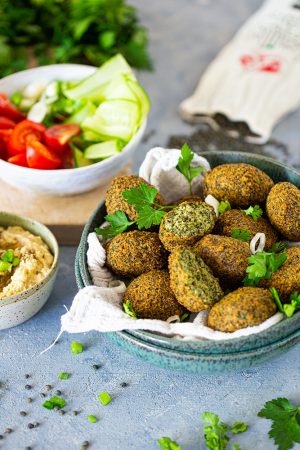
[176, 143, 204, 195]
[96, 211, 135, 238]
[218, 200, 231, 214]
[243, 250, 287, 286]
[243, 205, 263, 221]
[231, 228, 251, 242]
[270, 287, 300, 318]
[122, 183, 158, 211]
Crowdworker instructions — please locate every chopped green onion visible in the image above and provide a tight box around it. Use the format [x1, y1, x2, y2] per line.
[98, 392, 112, 406]
[58, 372, 70, 380]
[88, 415, 98, 423]
[2, 249, 14, 263]
[71, 341, 83, 354]
[12, 257, 20, 267]
[49, 396, 66, 408]
[42, 400, 55, 410]
[0, 261, 12, 272]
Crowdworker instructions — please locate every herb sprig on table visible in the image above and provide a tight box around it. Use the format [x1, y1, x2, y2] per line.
[243, 249, 287, 286]
[270, 288, 300, 318]
[176, 143, 204, 195]
[95, 184, 174, 238]
[157, 437, 181, 449]
[202, 412, 248, 450]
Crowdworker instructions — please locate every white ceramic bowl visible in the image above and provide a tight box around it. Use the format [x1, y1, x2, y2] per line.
[0, 212, 59, 330]
[0, 64, 147, 196]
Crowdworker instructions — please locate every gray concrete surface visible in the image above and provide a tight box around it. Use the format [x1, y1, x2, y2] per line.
[1, 1, 300, 449]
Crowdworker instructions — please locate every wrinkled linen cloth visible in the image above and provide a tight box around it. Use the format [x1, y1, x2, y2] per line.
[60, 233, 284, 341]
[180, 0, 300, 143]
[139, 147, 210, 203]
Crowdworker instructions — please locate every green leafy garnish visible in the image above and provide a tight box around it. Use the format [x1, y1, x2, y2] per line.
[157, 436, 181, 450]
[218, 200, 231, 214]
[88, 415, 98, 423]
[98, 391, 112, 406]
[258, 397, 300, 450]
[270, 288, 300, 318]
[176, 143, 204, 195]
[231, 228, 251, 242]
[58, 372, 70, 380]
[123, 299, 138, 319]
[0, 249, 20, 272]
[96, 183, 173, 238]
[71, 341, 83, 354]
[271, 241, 288, 254]
[242, 205, 263, 221]
[243, 250, 287, 286]
[180, 312, 189, 322]
[202, 412, 248, 450]
[43, 395, 66, 410]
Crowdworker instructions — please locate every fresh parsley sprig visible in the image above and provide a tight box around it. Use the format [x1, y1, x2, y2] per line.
[218, 200, 231, 214]
[157, 436, 181, 450]
[96, 183, 174, 238]
[243, 249, 287, 286]
[243, 205, 263, 221]
[270, 288, 300, 318]
[231, 228, 251, 242]
[176, 143, 204, 195]
[202, 412, 248, 450]
[258, 398, 300, 450]
[123, 299, 137, 319]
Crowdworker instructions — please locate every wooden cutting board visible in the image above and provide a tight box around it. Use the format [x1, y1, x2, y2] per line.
[0, 164, 131, 245]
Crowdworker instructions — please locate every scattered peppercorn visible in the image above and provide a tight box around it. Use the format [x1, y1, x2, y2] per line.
[59, 410, 65, 416]
[25, 385, 32, 390]
[27, 423, 34, 429]
[120, 382, 129, 388]
[92, 364, 101, 370]
[25, 447, 32, 450]
[5, 428, 12, 434]
[55, 390, 61, 396]
[45, 385, 52, 391]
[73, 410, 79, 416]
[25, 374, 30, 379]
[20, 411, 27, 416]
[27, 398, 33, 403]
[81, 441, 90, 449]
[39, 393, 46, 398]
[32, 422, 39, 428]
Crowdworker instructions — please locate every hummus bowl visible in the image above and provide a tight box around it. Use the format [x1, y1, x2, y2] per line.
[0, 212, 59, 330]
[76, 151, 300, 374]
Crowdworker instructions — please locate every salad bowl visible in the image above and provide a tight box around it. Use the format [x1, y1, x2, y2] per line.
[0, 63, 148, 196]
[76, 151, 300, 373]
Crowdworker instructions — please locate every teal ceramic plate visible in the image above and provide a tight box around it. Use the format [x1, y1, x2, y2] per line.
[76, 151, 300, 372]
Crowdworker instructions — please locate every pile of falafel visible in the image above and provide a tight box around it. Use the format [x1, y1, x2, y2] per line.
[101, 163, 300, 334]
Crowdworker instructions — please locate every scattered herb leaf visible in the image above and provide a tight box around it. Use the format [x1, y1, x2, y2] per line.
[58, 372, 70, 380]
[243, 250, 287, 286]
[136, 204, 166, 229]
[157, 436, 181, 449]
[258, 397, 300, 450]
[270, 288, 300, 318]
[95, 211, 135, 238]
[98, 392, 112, 406]
[87, 415, 98, 424]
[202, 412, 248, 450]
[122, 183, 158, 211]
[176, 143, 204, 195]
[243, 205, 263, 221]
[218, 200, 231, 214]
[231, 228, 252, 242]
[71, 341, 83, 354]
[123, 299, 138, 319]
[270, 242, 288, 254]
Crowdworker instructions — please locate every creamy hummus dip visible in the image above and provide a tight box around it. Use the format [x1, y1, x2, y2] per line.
[0, 226, 53, 299]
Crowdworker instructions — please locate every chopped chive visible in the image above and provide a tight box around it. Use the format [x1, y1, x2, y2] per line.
[71, 341, 83, 354]
[58, 372, 70, 380]
[49, 396, 66, 408]
[42, 400, 55, 410]
[98, 392, 111, 406]
[87, 415, 98, 423]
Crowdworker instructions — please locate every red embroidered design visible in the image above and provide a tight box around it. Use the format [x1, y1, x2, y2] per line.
[240, 53, 281, 73]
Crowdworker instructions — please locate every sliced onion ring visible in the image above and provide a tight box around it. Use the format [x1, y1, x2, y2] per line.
[250, 233, 266, 254]
[204, 195, 219, 217]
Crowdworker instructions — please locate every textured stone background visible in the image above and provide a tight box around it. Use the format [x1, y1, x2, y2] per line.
[1, 1, 300, 449]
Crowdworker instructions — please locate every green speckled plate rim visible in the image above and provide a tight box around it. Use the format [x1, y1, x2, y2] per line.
[76, 151, 300, 355]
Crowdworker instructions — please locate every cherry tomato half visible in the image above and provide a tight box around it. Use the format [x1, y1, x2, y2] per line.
[44, 124, 80, 153]
[7, 120, 46, 157]
[8, 152, 28, 167]
[26, 140, 61, 170]
[0, 93, 25, 122]
[0, 116, 16, 129]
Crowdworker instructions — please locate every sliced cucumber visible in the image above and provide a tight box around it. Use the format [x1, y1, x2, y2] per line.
[126, 77, 150, 125]
[63, 54, 136, 100]
[84, 140, 124, 160]
[82, 130, 103, 142]
[65, 100, 96, 125]
[72, 145, 93, 168]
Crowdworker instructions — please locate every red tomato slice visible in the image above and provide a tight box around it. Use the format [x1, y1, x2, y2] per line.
[7, 120, 46, 157]
[0, 116, 16, 129]
[44, 124, 80, 153]
[8, 152, 28, 167]
[26, 140, 61, 170]
[0, 93, 25, 122]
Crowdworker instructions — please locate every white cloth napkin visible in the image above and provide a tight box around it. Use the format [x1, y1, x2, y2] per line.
[180, 0, 300, 143]
[139, 147, 211, 203]
[60, 232, 284, 341]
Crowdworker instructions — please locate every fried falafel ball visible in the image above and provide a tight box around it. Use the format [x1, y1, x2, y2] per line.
[193, 234, 251, 285]
[260, 247, 300, 300]
[169, 246, 223, 312]
[208, 287, 277, 332]
[106, 231, 167, 278]
[215, 209, 279, 250]
[124, 270, 186, 320]
[105, 175, 166, 221]
[266, 182, 300, 241]
[172, 195, 203, 206]
[203, 163, 274, 208]
[159, 201, 216, 252]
